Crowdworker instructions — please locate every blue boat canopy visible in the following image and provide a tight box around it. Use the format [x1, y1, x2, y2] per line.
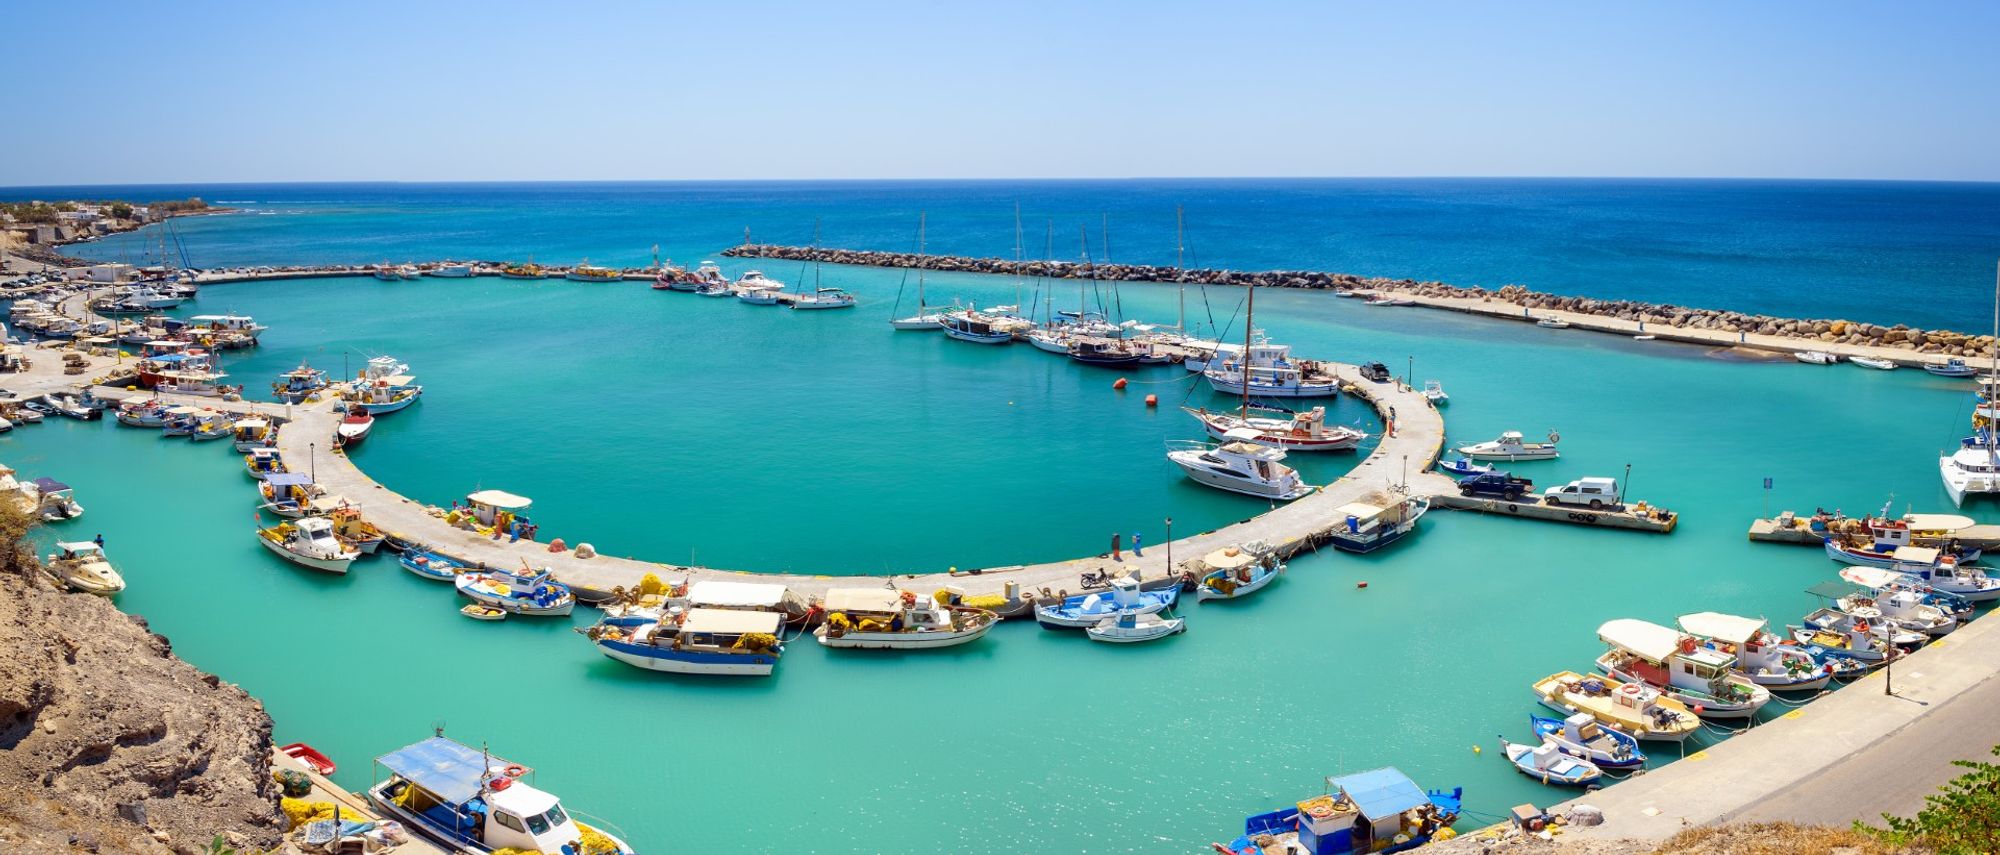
[376, 737, 507, 806]
[264, 473, 315, 487]
[30, 477, 69, 492]
[1332, 767, 1428, 821]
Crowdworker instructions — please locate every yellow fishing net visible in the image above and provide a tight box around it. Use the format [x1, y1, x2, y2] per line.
[279, 798, 351, 830]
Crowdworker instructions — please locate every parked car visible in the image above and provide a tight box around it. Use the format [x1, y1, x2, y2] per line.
[1544, 477, 1621, 509]
[1458, 471, 1534, 499]
[1358, 362, 1392, 382]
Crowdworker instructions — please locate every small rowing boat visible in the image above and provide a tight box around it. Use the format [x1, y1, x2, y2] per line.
[460, 604, 507, 621]
[1850, 356, 1897, 370]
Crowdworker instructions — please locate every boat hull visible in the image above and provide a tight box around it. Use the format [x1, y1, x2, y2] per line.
[1085, 620, 1185, 643]
[1203, 374, 1340, 398]
[596, 638, 776, 675]
[816, 621, 993, 649]
[1167, 452, 1313, 501]
[257, 534, 353, 574]
[944, 328, 1013, 344]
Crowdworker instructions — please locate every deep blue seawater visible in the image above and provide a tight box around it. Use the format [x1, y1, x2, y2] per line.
[5, 179, 1999, 852]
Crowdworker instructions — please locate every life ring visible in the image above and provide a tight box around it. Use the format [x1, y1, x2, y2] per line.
[1619, 683, 1642, 696]
[503, 764, 525, 778]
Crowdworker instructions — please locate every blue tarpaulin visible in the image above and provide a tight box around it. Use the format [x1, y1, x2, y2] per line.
[264, 473, 314, 487]
[30, 478, 69, 492]
[376, 738, 496, 806]
[1332, 767, 1427, 821]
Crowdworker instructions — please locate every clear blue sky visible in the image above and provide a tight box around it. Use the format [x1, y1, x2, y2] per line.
[5, 1, 1997, 185]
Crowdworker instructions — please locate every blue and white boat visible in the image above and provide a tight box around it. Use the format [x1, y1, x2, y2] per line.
[1500, 736, 1603, 788]
[1529, 713, 1645, 770]
[1435, 457, 1492, 477]
[455, 567, 574, 616]
[1839, 565, 1975, 619]
[1925, 358, 1977, 377]
[1676, 611, 1835, 693]
[400, 547, 471, 582]
[1326, 496, 1429, 554]
[271, 361, 329, 403]
[366, 735, 636, 855]
[1034, 575, 1178, 629]
[1218, 767, 1461, 855]
[587, 608, 784, 676]
[1195, 542, 1283, 602]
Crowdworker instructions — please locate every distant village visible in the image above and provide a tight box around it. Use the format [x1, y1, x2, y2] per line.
[0, 197, 214, 267]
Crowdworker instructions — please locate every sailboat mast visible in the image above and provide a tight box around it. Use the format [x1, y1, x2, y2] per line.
[1078, 225, 1089, 318]
[1176, 205, 1186, 331]
[1242, 281, 1254, 419]
[813, 218, 822, 290]
[1013, 203, 1024, 311]
[917, 212, 927, 311]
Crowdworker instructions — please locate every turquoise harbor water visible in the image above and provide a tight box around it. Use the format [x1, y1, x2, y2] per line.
[8, 180, 2000, 852]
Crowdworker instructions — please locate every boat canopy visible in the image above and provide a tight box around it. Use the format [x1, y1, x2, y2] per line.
[165, 406, 200, 415]
[1806, 580, 1861, 600]
[1221, 427, 1264, 443]
[265, 473, 314, 487]
[55, 541, 103, 555]
[234, 418, 268, 429]
[1332, 502, 1386, 521]
[1893, 546, 1940, 564]
[1331, 767, 1429, 821]
[1596, 618, 1686, 662]
[681, 608, 782, 635]
[1677, 611, 1765, 645]
[688, 580, 788, 609]
[1839, 566, 1903, 590]
[824, 588, 903, 614]
[375, 737, 518, 807]
[29, 477, 70, 492]
[465, 489, 531, 510]
[1903, 514, 1974, 532]
[1201, 546, 1259, 571]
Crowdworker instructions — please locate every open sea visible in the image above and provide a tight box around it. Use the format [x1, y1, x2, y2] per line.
[7, 179, 2000, 852]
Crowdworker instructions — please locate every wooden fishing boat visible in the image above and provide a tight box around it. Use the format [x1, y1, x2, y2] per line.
[1086, 612, 1185, 643]
[256, 517, 360, 574]
[1035, 576, 1178, 629]
[587, 608, 784, 676]
[814, 588, 997, 650]
[1593, 618, 1771, 719]
[277, 742, 336, 775]
[1218, 767, 1461, 855]
[455, 567, 574, 616]
[1528, 713, 1646, 770]
[400, 547, 471, 581]
[1530, 670, 1700, 741]
[367, 735, 636, 854]
[1185, 404, 1366, 452]
[1194, 543, 1283, 602]
[1499, 737, 1602, 788]
[335, 406, 374, 448]
[460, 604, 508, 621]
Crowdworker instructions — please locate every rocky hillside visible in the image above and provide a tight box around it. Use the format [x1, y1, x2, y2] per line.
[0, 538, 282, 854]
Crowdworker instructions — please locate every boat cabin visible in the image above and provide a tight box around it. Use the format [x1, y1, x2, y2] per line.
[370, 737, 603, 855]
[678, 607, 783, 653]
[686, 580, 805, 616]
[464, 489, 531, 527]
[1243, 767, 1459, 855]
[247, 447, 285, 474]
[1598, 618, 1733, 686]
[232, 418, 272, 443]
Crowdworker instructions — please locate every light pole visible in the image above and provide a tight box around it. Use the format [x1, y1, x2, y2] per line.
[309, 442, 317, 481]
[1165, 516, 1173, 580]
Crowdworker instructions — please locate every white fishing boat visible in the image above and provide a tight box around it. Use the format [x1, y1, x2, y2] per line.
[1086, 612, 1185, 643]
[373, 264, 400, 281]
[1795, 350, 1839, 365]
[1529, 712, 1646, 771]
[1530, 671, 1701, 741]
[1364, 295, 1414, 307]
[1850, 356, 1897, 370]
[1202, 340, 1342, 398]
[1034, 575, 1179, 629]
[46, 541, 124, 595]
[1676, 611, 1834, 693]
[397, 264, 422, 280]
[1457, 430, 1560, 461]
[256, 516, 360, 574]
[1498, 737, 1602, 788]
[427, 263, 475, 278]
[1166, 429, 1315, 500]
[564, 261, 621, 282]
[736, 287, 782, 305]
[335, 406, 374, 448]
[1423, 380, 1448, 404]
[1193, 542, 1283, 602]
[588, 608, 784, 676]
[346, 378, 422, 414]
[1326, 496, 1430, 554]
[1788, 609, 1908, 662]
[245, 447, 286, 480]
[1025, 326, 1071, 352]
[1926, 358, 1977, 377]
[232, 418, 276, 452]
[456, 566, 575, 616]
[367, 735, 636, 855]
[1184, 404, 1366, 452]
[1841, 589, 1955, 637]
[1593, 618, 1771, 719]
[814, 587, 997, 650]
[1535, 316, 1570, 329]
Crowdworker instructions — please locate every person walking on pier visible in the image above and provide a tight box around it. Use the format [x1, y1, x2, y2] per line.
[1110, 532, 1122, 561]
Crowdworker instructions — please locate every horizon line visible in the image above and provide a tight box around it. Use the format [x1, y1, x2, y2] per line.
[6, 174, 2000, 192]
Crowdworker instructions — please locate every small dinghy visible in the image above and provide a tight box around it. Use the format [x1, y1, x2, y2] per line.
[1795, 350, 1839, 365]
[1457, 430, 1559, 461]
[1086, 611, 1185, 643]
[1436, 457, 1493, 477]
[1850, 356, 1897, 370]
[399, 547, 470, 582]
[1535, 316, 1571, 329]
[460, 604, 508, 621]
[277, 742, 336, 775]
[1499, 737, 1602, 788]
[1529, 713, 1645, 770]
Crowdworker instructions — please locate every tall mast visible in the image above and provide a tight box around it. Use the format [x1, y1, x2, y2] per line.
[812, 218, 822, 291]
[1078, 225, 1089, 318]
[1044, 219, 1054, 322]
[917, 212, 927, 311]
[1242, 279, 1254, 419]
[1176, 205, 1186, 332]
[1013, 203, 1024, 312]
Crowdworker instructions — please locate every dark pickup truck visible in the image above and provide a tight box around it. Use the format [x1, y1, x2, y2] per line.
[1358, 362, 1392, 382]
[1457, 471, 1534, 499]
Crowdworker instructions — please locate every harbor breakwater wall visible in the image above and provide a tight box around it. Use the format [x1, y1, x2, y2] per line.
[722, 244, 2000, 359]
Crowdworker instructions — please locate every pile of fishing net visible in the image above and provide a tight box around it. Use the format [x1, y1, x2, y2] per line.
[279, 798, 350, 830]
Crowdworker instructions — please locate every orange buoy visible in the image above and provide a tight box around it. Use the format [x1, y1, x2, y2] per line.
[1113, 378, 1128, 390]
[1144, 394, 1157, 407]
[1356, 581, 1369, 589]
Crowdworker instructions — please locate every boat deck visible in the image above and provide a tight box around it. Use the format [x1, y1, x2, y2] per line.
[270, 749, 445, 854]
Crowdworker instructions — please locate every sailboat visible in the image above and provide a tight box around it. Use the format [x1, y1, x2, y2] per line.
[791, 219, 856, 310]
[1941, 260, 2000, 506]
[1183, 277, 1366, 451]
[889, 213, 945, 329]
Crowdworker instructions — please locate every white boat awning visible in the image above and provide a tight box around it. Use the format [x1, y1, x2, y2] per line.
[1201, 547, 1258, 571]
[1333, 502, 1386, 520]
[688, 580, 788, 609]
[1893, 546, 1940, 564]
[1676, 611, 1764, 645]
[1597, 618, 1686, 662]
[823, 588, 903, 614]
[1903, 514, 1974, 533]
[465, 489, 532, 510]
[1839, 566, 1902, 590]
[681, 608, 782, 635]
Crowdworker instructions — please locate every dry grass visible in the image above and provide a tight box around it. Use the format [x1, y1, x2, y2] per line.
[1657, 822, 1918, 854]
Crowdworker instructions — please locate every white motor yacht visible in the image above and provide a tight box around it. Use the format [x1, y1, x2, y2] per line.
[1166, 429, 1315, 500]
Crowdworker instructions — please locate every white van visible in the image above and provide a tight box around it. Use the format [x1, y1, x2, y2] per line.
[1544, 477, 1620, 508]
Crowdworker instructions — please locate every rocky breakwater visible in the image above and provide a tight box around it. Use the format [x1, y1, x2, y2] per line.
[0, 528, 282, 853]
[723, 244, 1998, 358]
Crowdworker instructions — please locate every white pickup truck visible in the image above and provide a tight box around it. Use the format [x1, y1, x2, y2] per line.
[1544, 477, 1621, 509]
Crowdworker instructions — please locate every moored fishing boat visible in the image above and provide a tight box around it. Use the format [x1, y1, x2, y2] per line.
[427, 262, 474, 278]
[1593, 618, 1771, 719]
[1193, 542, 1283, 602]
[258, 473, 331, 518]
[346, 377, 423, 414]
[366, 734, 636, 855]
[1838, 565, 1976, 620]
[1835, 587, 1955, 637]
[272, 361, 329, 402]
[498, 261, 546, 280]
[1498, 736, 1602, 788]
[940, 310, 1014, 343]
[1850, 356, 1897, 370]
[329, 506, 386, 554]
[1895, 553, 2000, 602]
[397, 264, 422, 280]
[373, 264, 399, 281]
[245, 447, 286, 480]
[114, 398, 170, 427]
[1530, 670, 1701, 741]
[1034, 575, 1178, 629]
[1528, 713, 1646, 770]
[46, 541, 125, 595]
[813, 587, 997, 649]
[1795, 350, 1839, 365]
[1926, 358, 1977, 377]
[1535, 316, 1571, 329]
[190, 412, 234, 442]
[456, 566, 575, 616]
[1422, 380, 1448, 404]
[1326, 496, 1430, 554]
[400, 546, 472, 582]
[335, 406, 374, 448]
[1435, 457, 1492, 477]
[1202, 340, 1342, 397]
[1086, 611, 1185, 643]
[232, 418, 277, 452]
[1068, 337, 1144, 366]
[1456, 430, 1560, 461]
[586, 608, 784, 676]
[461, 604, 507, 621]
[1787, 609, 1904, 663]
[159, 406, 202, 437]
[1166, 429, 1315, 501]
[1675, 611, 1835, 693]
[1216, 767, 1461, 855]
[1184, 404, 1366, 452]
[564, 261, 622, 282]
[256, 516, 360, 574]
